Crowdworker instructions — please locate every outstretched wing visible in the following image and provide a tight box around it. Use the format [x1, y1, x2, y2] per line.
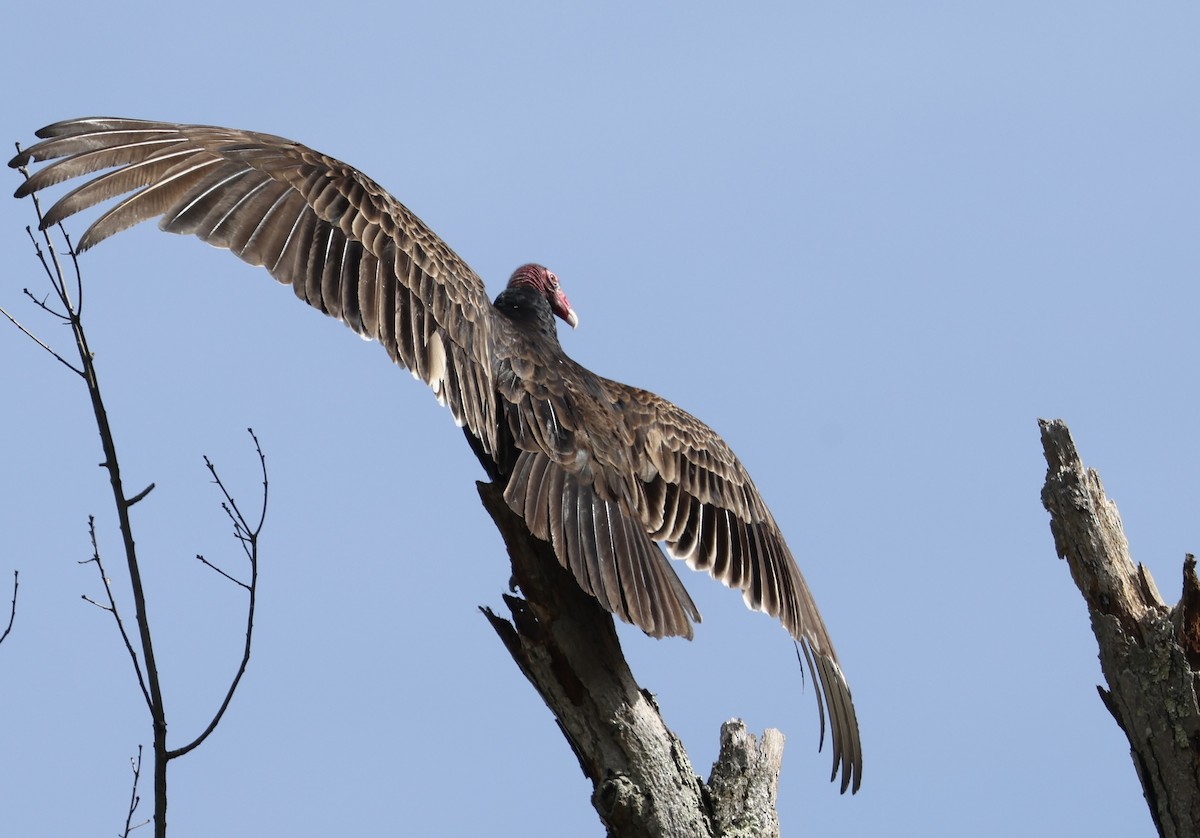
[616, 382, 862, 793]
[492, 338, 862, 792]
[10, 117, 503, 455]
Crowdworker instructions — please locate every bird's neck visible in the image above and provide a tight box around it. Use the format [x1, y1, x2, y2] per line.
[493, 285, 562, 348]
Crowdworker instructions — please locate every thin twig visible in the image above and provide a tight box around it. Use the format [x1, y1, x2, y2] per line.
[121, 745, 148, 838]
[0, 294, 83, 376]
[205, 457, 252, 556]
[81, 595, 114, 613]
[21, 183, 75, 313]
[22, 284, 69, 321]
[82, 518, 153, 705]
[63, 227, 84, 318]
[2, 160, 86, 376]
[82, 517, 153, 711]
[247, 428, 269, 534]
[0, 570, 17, 647]
[194, 554, 248, 590]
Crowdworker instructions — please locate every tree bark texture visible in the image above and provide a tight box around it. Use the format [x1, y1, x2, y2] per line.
[476, 480, 784, 838]
[1039, 419, 1200, 837]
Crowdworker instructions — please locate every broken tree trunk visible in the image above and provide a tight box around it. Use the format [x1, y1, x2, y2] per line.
[1039, 418, 1200, 837]
[476, 479, 785, 838]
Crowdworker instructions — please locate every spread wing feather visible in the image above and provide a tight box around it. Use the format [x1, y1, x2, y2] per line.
[12, 117, 501, 453]
[603, 380, 863, 792]
[504, 451, 699, 639]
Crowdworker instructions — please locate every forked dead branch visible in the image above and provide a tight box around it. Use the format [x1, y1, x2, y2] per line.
[1040, 419, 1200, 838]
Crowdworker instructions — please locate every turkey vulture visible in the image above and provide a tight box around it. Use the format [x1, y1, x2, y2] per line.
[9, 118, 862, 793]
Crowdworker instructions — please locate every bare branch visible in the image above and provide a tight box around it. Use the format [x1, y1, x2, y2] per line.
[20, 212, 179, 834]
[203, 436, 267, 551]
[168, 430, 266, 760]
[7, 199, 173, 817]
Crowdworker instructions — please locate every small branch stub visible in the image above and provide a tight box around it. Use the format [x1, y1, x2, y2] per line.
[706, 721, 784, 838]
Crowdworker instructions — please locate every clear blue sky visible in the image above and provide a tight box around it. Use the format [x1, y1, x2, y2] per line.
[3, 4, 1196, 836]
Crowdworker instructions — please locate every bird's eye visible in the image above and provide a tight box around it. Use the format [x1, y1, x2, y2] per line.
[547, 271, 559, 288]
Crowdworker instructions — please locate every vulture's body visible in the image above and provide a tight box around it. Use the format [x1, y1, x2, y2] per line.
[10, 118, 862, 793]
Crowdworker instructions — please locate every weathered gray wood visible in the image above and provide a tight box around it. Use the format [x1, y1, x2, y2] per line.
[708, 721, 784, 838]
[477, 480, 785, 837]
[1039, 418, 1200, 838]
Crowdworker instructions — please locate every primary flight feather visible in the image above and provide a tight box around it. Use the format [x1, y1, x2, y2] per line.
[10, 118, 862, 793]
